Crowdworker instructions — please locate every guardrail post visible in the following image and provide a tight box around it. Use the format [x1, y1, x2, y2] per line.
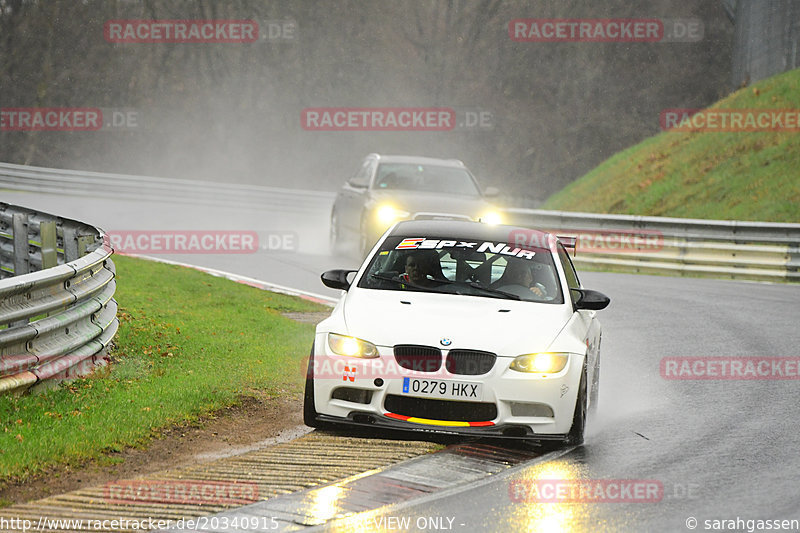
[63, 224, 79, 263]
[77, 235, 95, 256]
[40, 220, 57, 269]
[788, 246, 800, 280]
[12, 212, 30, 276]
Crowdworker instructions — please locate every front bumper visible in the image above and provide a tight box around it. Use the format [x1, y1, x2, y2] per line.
[310, 342, 585, 438]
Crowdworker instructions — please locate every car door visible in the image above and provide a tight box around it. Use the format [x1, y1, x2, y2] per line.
[338, 158, 373, 235]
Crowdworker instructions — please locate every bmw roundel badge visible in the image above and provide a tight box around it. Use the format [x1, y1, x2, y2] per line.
[440, 338, 452, 346]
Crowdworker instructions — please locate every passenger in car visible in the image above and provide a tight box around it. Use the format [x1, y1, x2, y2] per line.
[493, 259, 547, 298]
[400, 252, 441, 288]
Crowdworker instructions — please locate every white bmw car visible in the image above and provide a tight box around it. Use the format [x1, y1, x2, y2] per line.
[305, 220, 609, 445]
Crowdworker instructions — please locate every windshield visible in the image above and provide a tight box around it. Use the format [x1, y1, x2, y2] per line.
[357, 235, 563, 303]
[373, 163, 481, 196]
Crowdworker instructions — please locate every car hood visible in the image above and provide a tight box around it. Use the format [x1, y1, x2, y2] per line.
[369, 190, 492, 218]
[339, 288, 573, 356]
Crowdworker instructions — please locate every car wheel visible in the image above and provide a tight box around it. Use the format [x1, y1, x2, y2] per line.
[303, 343, 320, 428]
[358, 217, 370, 257]
[329, 211, 343, 255]
[565, 368, 587, 446]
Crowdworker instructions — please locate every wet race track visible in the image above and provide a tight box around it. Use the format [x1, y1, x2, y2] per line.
[4, 190, 800, 532]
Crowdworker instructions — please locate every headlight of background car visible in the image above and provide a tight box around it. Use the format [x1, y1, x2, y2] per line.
[509, 353, 569, 374]
[479, 211, 503, 225]
[327, 333, 379, 358]
[376, 204, 410, 225]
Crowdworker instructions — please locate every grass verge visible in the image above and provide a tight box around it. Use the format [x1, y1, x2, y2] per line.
[0, 255, 328, 484]
[543, 68, 800, 222]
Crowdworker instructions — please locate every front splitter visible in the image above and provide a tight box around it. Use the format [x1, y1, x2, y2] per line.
[316, 412, 569, 442]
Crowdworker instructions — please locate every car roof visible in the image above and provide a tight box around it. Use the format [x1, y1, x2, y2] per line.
[368, 154, 465, 168]
[388, 220, 555, 247]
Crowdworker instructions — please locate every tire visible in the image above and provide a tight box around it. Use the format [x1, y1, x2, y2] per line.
[303, 343, 320, 428]
[358, 217, 371, 258]
[329, 211, 342, 255]
[565, 368, 587, 446]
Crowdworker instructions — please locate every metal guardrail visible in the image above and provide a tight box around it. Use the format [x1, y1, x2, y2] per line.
[504, 208, 800, 282]
[0, 161, 335, 213]
[0, 203, 118, 394]
[2, 161, 797, 283]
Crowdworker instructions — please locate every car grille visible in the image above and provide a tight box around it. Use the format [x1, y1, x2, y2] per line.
[384, 395, 497, 422]
[445, 349, 496, 375]
[394, 345, 442, 372]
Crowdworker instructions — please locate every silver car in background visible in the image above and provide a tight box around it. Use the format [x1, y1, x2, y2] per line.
[329, 153, 503, 255]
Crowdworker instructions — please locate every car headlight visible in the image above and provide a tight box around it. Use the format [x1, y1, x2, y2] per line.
[509, 353, 569, 374]
[480, 211, 503, 225]
[376, 204, 409, 225]
[327, 333, 379, 358]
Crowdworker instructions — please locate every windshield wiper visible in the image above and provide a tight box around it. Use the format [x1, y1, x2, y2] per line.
[370, 273, 520, 300]
[464, 281, 521, 300]
[419, 276, 521, 300]
[370, 272, 406, 286]
[369, 273, 451, 293]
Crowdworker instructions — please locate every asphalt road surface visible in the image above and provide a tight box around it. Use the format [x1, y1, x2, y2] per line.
[2, 189, 353, 299]
[5, 189, 800, 532]
[316, 271, 800, 532]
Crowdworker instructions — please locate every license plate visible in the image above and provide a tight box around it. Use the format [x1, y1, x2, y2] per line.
[402, 377, 483, 401]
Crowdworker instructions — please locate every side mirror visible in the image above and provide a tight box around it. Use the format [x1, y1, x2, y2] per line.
[321, 269, 358, 291]
[347, 178, 367, 189]
[570, 288, 610, 311]
[484, 186, 499, 198]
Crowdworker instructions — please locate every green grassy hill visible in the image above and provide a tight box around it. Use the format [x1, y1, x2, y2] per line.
[543, 68, 800, 223]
